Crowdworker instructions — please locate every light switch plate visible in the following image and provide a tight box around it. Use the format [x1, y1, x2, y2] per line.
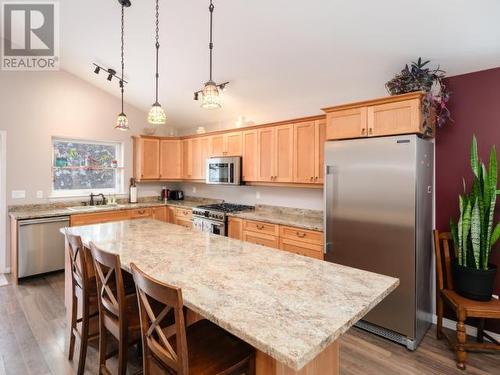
[36, 190, 44, 198]
[11, 190, 26, 199]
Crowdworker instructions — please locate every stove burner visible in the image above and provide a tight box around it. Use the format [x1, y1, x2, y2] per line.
[196, 203, 254, 213]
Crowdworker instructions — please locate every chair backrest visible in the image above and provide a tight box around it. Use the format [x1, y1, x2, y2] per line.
[131, 263, 188, 374]
[89, 242, 126, 322]
[65, 231, 92, 292]
[433, 230, 454, 292]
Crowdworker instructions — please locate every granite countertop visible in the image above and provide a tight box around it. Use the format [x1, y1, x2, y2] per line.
[229, 204, 324, 232]
[9, 198, 218, 220]
[62, 219, 398, 371]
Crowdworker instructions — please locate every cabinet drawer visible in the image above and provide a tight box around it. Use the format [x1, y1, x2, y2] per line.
[279, 238, 324, 260]
[175, 208, 192, 220]
[243, 231, 279, 249]
[175, 218, 192, 228]
[129, 208, 152, 219]
[279, 226, 323, 245]
[243, 220, 279, 236]
[70, 210, 130, 226]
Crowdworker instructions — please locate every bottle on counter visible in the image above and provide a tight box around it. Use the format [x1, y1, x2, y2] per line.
[129, 178, 138, 204]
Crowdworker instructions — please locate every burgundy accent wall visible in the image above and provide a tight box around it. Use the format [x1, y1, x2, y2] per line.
[436, 67, 500, 331]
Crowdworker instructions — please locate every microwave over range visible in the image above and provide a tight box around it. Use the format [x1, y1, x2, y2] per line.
[206, 157, 241, 185]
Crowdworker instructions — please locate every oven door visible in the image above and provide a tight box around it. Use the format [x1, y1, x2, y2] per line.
[193, 218, 226, 236]
[206, 157, 241, 185]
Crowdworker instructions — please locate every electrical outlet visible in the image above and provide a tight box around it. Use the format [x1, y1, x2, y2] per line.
[11, 190, 26, 199]
[192, 186, 197, 193]
[36, 190, 44, 199]
[256, 191, 261, 200]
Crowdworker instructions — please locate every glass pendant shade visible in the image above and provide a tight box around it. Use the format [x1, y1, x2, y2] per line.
[148, 102, 166, 125]
[115, 112, 129, 131]
[201, 81, 221, 109]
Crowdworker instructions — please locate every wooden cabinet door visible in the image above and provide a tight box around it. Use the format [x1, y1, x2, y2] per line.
[191, 138, 203, 179]
[257, 127, 274, 182]
[242, 130, 258, 181]
[274, 125, 294, 183]
[314, 119, 326, 184]
[70, 210, 130, 226]
[242, 231, 279, 249]
[182, 139, 192, 179]
[228, 217, 243, 240]
[210, 135, 225, 157]
[225, 132, 242, 156]
[279, 238, 324, 260]
[159, 139, 181, 180]
[368, 98, 421, 137]
[152, 206, 168, 222]
[140, 138, 160, 179]
[199, 137, 210, 180]
[167, 206, 176, 224]
[129, 208, 153, 219]
[326, 107, 367, 140]
[293, 121, 316, 184]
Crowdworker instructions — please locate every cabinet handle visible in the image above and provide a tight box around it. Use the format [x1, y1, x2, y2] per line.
[361, 128, 366, 135]
[368, 128, 373, 135]
[296, 232, 306, 238]
[256, 224, 264, 230]
[310, 177, 314, 181]
[138, 210, 145, 214]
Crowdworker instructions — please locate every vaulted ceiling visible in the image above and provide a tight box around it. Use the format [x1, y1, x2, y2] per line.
[61, 0, 500, 131]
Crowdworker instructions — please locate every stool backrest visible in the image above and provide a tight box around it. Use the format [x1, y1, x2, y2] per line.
[131, 263, 188, 374]
[65, 231, 92, 291]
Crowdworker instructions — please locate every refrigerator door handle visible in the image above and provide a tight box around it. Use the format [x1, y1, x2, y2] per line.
[324, 165, 336, 255]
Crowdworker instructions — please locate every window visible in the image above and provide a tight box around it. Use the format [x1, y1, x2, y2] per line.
[52, 137, 124, 197]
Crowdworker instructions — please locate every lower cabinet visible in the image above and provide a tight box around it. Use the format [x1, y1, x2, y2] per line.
[229, 218, 324, 260]
[173, 207, 193, 228]
[152, 206, 168, 222]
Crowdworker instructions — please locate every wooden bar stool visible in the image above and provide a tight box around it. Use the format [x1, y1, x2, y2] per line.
[433, 230, 500, 370]
[89, 242, 142, 375]
[130, 263, 255, 375]
[66, 231, 99, 375]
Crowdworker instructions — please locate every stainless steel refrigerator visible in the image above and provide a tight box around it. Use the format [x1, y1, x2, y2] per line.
[324, 134, 433, 350]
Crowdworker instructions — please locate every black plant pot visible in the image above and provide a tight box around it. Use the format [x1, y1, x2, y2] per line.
[452, 261, 497, 301]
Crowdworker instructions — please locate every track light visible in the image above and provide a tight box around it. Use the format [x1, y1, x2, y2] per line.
[92, 63, 128, 85]
[94, 66, 100, 74]
[107, 69, 116, 81]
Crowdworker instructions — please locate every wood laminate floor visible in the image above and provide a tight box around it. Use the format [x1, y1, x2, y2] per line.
[0, 272, 498, 374]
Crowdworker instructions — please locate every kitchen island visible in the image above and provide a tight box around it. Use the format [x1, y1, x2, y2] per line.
[62, 219, 399, 374]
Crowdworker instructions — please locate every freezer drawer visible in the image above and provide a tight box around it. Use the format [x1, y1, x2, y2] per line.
[18, 216, 70, 278]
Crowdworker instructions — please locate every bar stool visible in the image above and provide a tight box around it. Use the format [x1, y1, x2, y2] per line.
[66, 231, 99, 375]
[131, 263, 255, 375]
[89, 242, 142, 375]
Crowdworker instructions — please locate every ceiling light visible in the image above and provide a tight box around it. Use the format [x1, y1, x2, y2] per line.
[194, 0, 229, 109]
[115, 4, 130, 131]
[94, 65, 100, 74]
[147, 0, 166, 125]
[107, 69, 116, 81]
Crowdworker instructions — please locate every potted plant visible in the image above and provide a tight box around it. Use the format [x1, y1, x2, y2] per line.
[386, 58, 452, 130]
[450, 136, 500, 301]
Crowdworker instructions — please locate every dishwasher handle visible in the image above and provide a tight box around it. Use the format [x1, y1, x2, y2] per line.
[18, 216, 70, 226]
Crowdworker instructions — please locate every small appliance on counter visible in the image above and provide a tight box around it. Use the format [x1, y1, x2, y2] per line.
[161, 187, 170, 202]
[192, 203, 253, 236]
[129, 178, 138, 203]
[206, 156, 241, 185]
[168, 190, 184, 200]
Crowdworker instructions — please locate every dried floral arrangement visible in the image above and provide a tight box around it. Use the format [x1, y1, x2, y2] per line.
[386, 58, 452, 129]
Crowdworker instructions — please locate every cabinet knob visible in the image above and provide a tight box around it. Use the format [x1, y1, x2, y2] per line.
[310, 176, 314, 181]
[361, 128, 366, 135]
[368, 128, 373, 135]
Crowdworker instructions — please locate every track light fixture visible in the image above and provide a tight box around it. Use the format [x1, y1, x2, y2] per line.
[94, 65, 100, 74]
[92, 63, 128, 86]
[107, 69, 116, 81]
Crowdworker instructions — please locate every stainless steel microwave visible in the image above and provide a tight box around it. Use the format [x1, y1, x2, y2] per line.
[206, 157, 241, 185]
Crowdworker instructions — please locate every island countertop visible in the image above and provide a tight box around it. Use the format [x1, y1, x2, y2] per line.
[62, 219, 398, 371]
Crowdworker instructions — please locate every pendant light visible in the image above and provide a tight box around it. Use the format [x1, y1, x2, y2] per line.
[147, 0, 166, 125]
[193, 0, 229, 109]
[115, 3, 130, 131]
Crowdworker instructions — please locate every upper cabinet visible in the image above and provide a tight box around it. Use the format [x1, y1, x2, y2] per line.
[242, 130, 258, 182]
[209, 131, 242, 157]
[323, 92, 434, 141]
[134, 136, 182, 181]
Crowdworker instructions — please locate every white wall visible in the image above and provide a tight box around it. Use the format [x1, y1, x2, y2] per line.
[0, 69, 172, 270]
[0, 131, 6, 272]
[180, 182, 323, 211]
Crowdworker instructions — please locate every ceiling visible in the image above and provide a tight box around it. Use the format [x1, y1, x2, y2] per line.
[60, 0, 500, 131]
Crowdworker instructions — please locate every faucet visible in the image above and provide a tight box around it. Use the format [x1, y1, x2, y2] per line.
[89, 193, 107, 206]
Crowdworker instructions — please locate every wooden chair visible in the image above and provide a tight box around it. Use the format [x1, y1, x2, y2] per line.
[66, 231, 99, 375]
[433, 230, 500, 370]
[130, 263, 255, 375]
[89, 242, 142, 375]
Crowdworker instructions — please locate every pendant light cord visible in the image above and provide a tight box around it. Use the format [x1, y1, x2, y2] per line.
[120, 4, 125, 113]
[208, 0, 214, 82]
[154, 0, 160, 104]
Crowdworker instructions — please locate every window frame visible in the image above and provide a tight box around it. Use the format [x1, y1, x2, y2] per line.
[50, 137, 125, 198]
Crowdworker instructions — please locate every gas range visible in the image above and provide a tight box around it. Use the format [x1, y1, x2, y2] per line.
[192, 203, 254, 236]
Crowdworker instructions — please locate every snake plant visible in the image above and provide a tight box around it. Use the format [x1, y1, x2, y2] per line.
[450, 136, 500, 270]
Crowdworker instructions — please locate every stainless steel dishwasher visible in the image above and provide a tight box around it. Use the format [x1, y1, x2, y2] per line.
[18, 216, 70, 278]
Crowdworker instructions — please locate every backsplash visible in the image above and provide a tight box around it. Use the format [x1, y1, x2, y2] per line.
[178, 183, 323, 211]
